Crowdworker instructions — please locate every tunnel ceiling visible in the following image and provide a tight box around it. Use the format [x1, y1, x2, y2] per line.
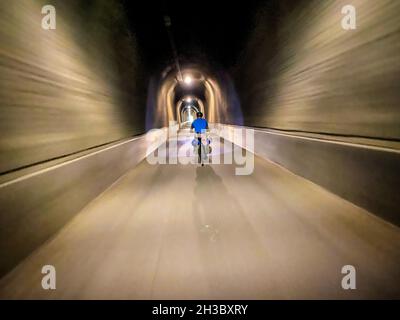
[174, 82, 206, 104]
[121, 0, 265, 73]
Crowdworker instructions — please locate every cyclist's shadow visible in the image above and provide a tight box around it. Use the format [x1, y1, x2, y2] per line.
[192, 165, 241, 241]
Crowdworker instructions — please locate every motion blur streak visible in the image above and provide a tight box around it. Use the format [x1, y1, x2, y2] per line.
[0, 0, 146, 173]
[237, 0, 400, 139]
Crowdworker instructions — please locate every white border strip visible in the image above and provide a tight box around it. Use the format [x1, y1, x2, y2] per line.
[0, 134, 146, 189]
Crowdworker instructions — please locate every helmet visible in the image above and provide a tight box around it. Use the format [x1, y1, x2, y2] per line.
[196, 111, 203, 118]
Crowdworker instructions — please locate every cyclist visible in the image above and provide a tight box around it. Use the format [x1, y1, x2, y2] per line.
[191, 112, 209, 166]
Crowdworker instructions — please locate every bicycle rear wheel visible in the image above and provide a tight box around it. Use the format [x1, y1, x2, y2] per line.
[198, 138, 202, 164]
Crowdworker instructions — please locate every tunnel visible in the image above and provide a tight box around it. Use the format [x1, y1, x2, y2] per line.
[0, 0, 400, 300]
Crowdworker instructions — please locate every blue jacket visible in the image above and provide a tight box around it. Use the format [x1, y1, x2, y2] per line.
[191, 118, 209, 133]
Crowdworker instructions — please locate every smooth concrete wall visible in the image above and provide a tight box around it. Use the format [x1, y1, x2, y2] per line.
[0, 0, 147, 174]
[231, 0, 400, 225]
[236, 0, 400, 141]
[218, 124, 400, 226]
[0, 130, 166, 278]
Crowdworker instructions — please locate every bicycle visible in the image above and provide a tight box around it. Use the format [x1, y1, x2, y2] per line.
[193, 133, 211, 166]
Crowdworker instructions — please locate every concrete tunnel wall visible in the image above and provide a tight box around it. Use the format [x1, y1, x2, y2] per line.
[231, 0, 400, 225]
[236, 0, 400, 140]
[0, 0, 150, 277]
[0, 0, 147, 174]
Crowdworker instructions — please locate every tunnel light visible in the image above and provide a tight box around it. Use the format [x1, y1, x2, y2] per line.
[183, 75, 192, 85]
[186, 98, 192, 103]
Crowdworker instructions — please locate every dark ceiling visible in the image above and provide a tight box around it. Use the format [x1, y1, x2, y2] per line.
[121, 0, 269, 74]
